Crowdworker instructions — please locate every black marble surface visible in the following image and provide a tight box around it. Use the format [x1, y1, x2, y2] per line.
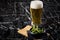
[0, 0, 60, 40]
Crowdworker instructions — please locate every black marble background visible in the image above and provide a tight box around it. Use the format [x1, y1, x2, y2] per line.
[0, 0, 60, 40]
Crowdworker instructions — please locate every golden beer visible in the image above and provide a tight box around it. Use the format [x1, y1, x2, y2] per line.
[30, 1, 43, 25]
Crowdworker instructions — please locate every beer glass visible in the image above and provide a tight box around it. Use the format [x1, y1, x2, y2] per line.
[30, 1, 43, 34]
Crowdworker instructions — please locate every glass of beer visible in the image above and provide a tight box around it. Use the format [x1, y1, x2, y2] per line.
[30, 1, 44, 34]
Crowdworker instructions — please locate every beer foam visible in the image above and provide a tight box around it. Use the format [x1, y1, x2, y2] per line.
[30, 1, 43, 9]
